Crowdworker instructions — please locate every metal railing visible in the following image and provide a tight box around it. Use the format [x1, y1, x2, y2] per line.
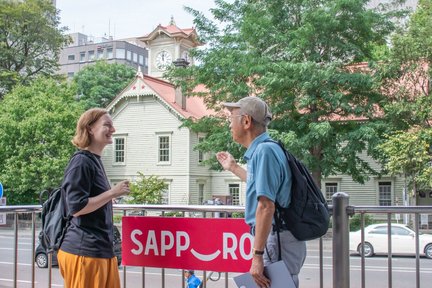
[1, 194, 432, 288]
[332, 192, 432, 288]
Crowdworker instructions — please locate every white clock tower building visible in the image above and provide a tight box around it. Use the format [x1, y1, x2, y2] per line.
[138, 17, 201, 79]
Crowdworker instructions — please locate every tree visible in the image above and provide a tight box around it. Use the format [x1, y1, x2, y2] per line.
[0, 0, 70, 98]
[74, 61, 136, 109]
[377, 0, 432, 197]
[379, 0, 432, 131]
[378, 128, 432, 200]
[0, 77, 84, 204]
[170, 0, 406, 185]
[127, 172, 168, 204]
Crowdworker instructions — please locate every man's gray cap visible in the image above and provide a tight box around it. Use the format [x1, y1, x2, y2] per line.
[223, 96, 272, 126]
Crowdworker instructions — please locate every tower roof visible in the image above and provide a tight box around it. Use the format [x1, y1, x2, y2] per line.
[138, 18, 201, 47]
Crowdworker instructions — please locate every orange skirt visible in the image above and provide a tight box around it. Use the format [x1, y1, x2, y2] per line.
[57, 249, 120, 288]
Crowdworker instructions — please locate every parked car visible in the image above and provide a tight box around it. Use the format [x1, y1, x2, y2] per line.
[349, 223, 432, 259]
[35, 225, 122, 268]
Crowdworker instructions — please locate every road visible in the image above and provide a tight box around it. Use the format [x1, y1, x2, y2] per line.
[1, 229, 432, 287]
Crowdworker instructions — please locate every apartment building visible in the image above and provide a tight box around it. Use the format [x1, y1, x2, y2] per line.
[58, 32, 148, 78]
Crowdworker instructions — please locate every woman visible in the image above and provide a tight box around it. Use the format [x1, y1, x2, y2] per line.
[58, 108, 130, 288]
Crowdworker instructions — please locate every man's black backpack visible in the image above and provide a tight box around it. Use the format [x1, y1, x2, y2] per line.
[266, 140, 330, 241]
[39, 187, 71, 253]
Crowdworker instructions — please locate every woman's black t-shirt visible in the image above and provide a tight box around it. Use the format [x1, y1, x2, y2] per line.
[60, 150, 115, 258]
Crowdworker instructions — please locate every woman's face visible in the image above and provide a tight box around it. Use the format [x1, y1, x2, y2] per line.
[88, 114, 115, 147]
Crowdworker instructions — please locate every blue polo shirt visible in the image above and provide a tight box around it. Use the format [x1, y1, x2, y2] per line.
[243, 133, 292, 226]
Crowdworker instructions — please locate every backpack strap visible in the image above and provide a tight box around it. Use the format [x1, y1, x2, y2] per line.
[261, 139, 289, 227]
[261, 139, 289, 262]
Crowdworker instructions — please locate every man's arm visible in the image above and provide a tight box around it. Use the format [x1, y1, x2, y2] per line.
[216, 151, 247, 181]
[250, 196, 275, 288]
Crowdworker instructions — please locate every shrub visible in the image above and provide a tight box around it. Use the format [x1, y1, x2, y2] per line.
[350, 214, 374, 231]
[231, 212, 245, 218]
[163, 211, 183, 217]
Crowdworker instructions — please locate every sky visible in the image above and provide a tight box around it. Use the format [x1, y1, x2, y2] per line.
[56, 0, 217, 40]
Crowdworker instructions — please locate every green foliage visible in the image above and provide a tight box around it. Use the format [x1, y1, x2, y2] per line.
[378, 128, 432, 191]
[0, 0, 70, 98]
[231, 212, 245, 219]
[379, 0, 432, 131]
[374, 2, 432, 194]
[74, 61, 136, 109]
[350, 214, 375, 231]
[0, 77, 84, 204]
[127, 172, 168, 204]
[170, 0, 406, 185]
[113, 214, 122, 224]
[163, 211, 183, 217]
[391, 0, 432, 64]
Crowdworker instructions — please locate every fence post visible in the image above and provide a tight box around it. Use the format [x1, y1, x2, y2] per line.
[332, 192, 350, 288]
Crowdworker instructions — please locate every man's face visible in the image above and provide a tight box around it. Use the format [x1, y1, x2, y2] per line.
[228, 108, 245, 144]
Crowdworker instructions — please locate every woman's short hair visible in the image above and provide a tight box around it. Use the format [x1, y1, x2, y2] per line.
[72, 108, 108, 149]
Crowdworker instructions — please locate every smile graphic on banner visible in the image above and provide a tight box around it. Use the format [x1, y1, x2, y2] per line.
[122, 216, 253, 272]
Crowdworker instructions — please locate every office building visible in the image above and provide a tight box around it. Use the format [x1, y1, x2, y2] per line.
[58, 32, 148, 78]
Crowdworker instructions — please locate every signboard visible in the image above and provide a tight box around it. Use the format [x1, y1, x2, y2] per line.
[0, 197, 6, 226]
[122, 216, 252, 272]
[0, 182, 3, 198]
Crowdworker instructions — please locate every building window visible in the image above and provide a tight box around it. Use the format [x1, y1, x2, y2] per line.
[88, 50, 95, 61]
[325, 182, 338, 205]
[229, 183, 240, 205]
[198, 137, 204, 163]
[67, 72, 74, 78]
[161, 183, 170, 204]
[158, 135, 170, 163]
[116, 48, 125, 59]
[198, 184, 204, 205]
[133, 52, 138, 63]
[139, 55, 144, 65]
[379, 182, 392, 206]
[126, 50, 132, 61]
[107, 48, 113, 59]
[97, 48, 104, 59]
[68, 54, 75, 61]
[79, 52, 86, 62]
[114, 137, 125, 164]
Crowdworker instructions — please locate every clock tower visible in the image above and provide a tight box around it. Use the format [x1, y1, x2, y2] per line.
[138, 17, 201, 79]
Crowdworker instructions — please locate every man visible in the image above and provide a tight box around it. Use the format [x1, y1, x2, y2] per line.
[184, 270, 201, 288]
[216, 96, 306, 288]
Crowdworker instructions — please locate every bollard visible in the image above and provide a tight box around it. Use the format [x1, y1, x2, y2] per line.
[332, 192, 350, 288]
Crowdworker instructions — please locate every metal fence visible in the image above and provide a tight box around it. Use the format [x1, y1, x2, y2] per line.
[1, 193, 432, 288]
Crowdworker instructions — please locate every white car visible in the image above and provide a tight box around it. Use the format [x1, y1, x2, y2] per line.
[349, 223, 432, 259]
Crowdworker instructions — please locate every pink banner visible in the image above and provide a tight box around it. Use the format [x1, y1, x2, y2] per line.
[121, 216, 253, 272]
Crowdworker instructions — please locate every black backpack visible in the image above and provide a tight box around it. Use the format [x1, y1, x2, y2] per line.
[39, 187, 71, 253]
[265, 140, 330, 241]
[38, 151, 85, 253]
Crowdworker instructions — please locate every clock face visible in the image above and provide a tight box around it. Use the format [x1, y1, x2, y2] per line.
[155, 50, 172, 70]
